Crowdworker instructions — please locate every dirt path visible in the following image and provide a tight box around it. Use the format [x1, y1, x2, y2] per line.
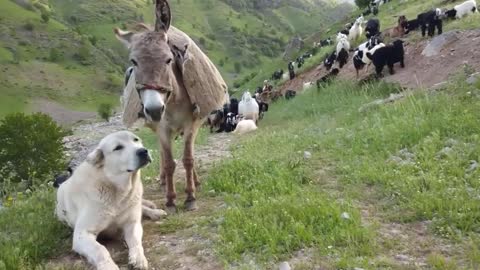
[279, 29, 480, 94]
[48, 132, 233, 270]
[31, 99, 97, 126]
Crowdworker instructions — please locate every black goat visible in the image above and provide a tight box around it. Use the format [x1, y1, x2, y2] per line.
[365, 19, 380, 39]
[417, 9, 443, 37]
[366, 40, 405, 76]
[316, 68, 340, 89]
[285, 90, 296, 100]
[323, 51, 336, 71]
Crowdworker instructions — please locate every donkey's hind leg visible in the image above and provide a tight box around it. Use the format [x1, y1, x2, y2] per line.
[182, 121, 203, 211]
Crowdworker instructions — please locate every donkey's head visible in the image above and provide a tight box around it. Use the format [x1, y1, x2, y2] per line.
[115, 0, 176, 122]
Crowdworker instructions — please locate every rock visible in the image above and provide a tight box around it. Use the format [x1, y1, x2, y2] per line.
[430, 81, 448, 91]
[359, 93, 406, 112]
[445, 138, 459, 147]
[279, 262, 291, 270]
[303, 151, 312, 159]
[466, 72, 480, 85]
[341, 212, 350, 220]
[283, 36, 304, 60]
[466, 160, 479, 173]
[422, 31, 460, 57]
[437, 147, 453, 158]
[395, 254, 411, 262]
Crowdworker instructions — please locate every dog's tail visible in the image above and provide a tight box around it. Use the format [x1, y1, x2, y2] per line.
[53, 167, 73, 188]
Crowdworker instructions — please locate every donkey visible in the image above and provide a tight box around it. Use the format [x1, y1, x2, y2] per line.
[115, 0, 226, 211]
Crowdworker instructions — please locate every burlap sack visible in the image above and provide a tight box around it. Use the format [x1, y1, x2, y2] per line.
[122, 71, 143, 128]
[168, 26, 228, 119]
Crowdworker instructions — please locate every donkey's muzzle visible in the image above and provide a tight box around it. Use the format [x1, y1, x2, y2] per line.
[145, 105, 164, 122]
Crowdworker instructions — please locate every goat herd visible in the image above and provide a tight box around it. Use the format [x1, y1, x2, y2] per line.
[122, 0, 477, 137]
[320, 0, 477, 84]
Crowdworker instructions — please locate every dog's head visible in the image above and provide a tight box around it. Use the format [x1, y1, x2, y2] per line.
[86, 131, 151, 176]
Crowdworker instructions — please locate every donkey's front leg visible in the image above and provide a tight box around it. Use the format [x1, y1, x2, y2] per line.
[159, 150, 166, 188]
[182, 123, 201, 211]
[158, 128, 176, 211]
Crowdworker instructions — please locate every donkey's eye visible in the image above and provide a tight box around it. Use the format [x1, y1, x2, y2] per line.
[166, 58, 172, 64]
[113, 145, 124, 151]
[131, 59, 138, 66]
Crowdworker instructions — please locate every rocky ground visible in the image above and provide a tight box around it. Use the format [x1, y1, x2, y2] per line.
[279, 29, 480, 94]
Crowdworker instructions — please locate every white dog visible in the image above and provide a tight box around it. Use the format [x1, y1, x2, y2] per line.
[55, 131, 166, 270]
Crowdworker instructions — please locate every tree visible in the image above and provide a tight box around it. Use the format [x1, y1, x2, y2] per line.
[0, 113, 66, 191]
[98, 103, 113, 122]
[355, 0, 370, 8]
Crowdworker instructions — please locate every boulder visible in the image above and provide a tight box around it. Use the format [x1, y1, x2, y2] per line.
[422, 31, 460, 57]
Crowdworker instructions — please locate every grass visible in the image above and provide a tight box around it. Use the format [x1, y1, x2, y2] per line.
[0, 187, 70, 270]
[200, 74, 480, 268]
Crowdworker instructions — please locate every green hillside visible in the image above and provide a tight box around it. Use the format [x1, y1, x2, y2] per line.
[0, 0, 352, 119]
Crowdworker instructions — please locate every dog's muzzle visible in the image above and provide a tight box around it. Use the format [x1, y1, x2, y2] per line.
[136, 148, 152, 168]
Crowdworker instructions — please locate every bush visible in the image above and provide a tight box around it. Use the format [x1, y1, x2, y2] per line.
[75, 42, 92, 65]
[234, 62, 242, 73]
[41, 12, 49, 23]
[88, 35, 98, 46]
[355, 0, 370, 8]
[23, 21, 34, 31]
[98, 103, 113, 122]
[0, 113, 66, 194]
[48, 48, 62, 62]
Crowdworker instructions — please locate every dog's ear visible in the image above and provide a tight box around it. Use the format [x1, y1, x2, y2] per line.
[86, 148, 104, 168]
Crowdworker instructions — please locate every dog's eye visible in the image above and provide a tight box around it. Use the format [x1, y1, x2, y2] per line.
[113, 145, 124, 151]
[133, 137, 139, 142]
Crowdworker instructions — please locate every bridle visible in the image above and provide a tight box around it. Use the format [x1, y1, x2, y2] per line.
[134, 83, 172, 118]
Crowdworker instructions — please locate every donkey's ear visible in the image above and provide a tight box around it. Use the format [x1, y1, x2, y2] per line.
[155, 0, 171, 32]
[114, 28, 134, 48]
[86, 148, 104, 168]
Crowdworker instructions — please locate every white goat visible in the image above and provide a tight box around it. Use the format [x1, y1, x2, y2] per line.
[303, 82, 314, 91]
[349, 16, 364, 41]
[233, 119, 257, 135]
[449, 0, 477, 19]
[336, 36, 350, 55]
[336, 32, 348, 42]
[238, 91, 259, 123]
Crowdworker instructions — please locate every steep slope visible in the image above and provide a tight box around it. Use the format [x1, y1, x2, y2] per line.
[0, 0, 352, 120]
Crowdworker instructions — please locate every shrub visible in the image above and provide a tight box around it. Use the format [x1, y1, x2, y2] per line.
[88, 35, 98, 46]
[48, 48, 62, 62]
[0, 113, 66, 194]
[75, 42, 92, 65]
[355, 0, 370, 8]
[41, 12, 49, 23]
[97, 103, 113, 122]
[234, 62, 242, 73]
[23, 21, 34, 31]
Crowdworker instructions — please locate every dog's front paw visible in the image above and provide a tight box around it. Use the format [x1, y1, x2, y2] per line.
[129, 251, 148, 270]
[97, 259, 120, 270]
[147, 208, 167, 221]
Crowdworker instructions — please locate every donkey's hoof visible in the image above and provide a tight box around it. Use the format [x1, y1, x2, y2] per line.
[165, 203, 177, 214]
[184, 200, 198, 211]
